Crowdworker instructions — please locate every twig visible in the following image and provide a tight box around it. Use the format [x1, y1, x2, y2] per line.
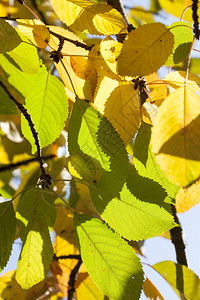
[0, 154, 55, 172]
[48, 29, 93, 51]
[170, 204, 188, 266]
[192, 0, 199, 39]
[0, 81, 52, 186]
[68, 255, 83, 300]
[54, 254, 81, 261]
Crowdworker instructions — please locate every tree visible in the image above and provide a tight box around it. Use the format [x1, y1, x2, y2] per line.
[0, 0, 200, 298]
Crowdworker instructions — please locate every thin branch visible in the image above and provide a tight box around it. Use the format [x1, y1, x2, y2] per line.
[192, 0, 199, 39]
[54, 254, 81, 261]
[170, 204, 188, 266]
[68, 255, 82, 300]
[0, 81, 51, 185]
[0, 154, 55, 172]
[48, 29, 93, 51]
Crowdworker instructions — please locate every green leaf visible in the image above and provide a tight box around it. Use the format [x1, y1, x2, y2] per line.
[0, 87, 18, 114]
[0, 201, 16, 271]
[21, 72, 69, 153]
[68, 98, 128, 195]
[0, 19, 22, 53]
[153, 261, 200, 299]
[7, 30, 41, 73]
[74, 214, 144, 300]
[90, 170, 176, 241]
[133, 122, 179, 199]
[165, 22, 193, 66]
[16, 187, 56, 289]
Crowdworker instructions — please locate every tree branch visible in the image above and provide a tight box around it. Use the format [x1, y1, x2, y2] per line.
[170, 204, 188, 266]
[0, 81, 52, 186]
[0, 154, 55, 172]
[68, 255, 82, 300]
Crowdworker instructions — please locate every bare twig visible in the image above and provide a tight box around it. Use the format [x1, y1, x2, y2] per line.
[170, 204, 188, 266]
[68, 255, 82, 300]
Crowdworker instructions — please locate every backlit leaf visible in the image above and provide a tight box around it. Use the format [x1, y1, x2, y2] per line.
[134, 122, 179, 199]
[94, 76, 141, 145]
[90, 170, 176, 241]
[118, 23, 174, 77]
[153, 261, 200, 299]
[68, 98, 128, 196]
[158, 0, 193, 21]
[50, 0, 127, 35]
[16, 188, 56, 289]
[152, 86, 200, 187]
[143, 277, 164, 300]
[176, 179, 200, 213]
[74, 214, 144, 300]
[48, 26, 97, 101]
[0, 200, 16, 271]
[21, 71, 69, 153]
[0, 19, 22, 53]
[165, 21, 193, 66]
[163, 71, 200, 92]
[17, 19, 50, 49]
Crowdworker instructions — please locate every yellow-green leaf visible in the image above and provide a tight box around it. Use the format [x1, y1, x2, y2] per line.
[50, 0, 127, 35]
[17, 19, 50, 49]
[143, 277, 164, 300]
[152, 86, 200, 187]
[94, 76, 141, 145]
[118, 23, 174, 77]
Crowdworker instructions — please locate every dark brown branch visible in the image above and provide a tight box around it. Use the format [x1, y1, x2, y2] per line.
[0, 154, 55, 172]
[170, 204, 188, 266]
[48, 29, 93, 51]
[54, 254, 81, 261]
[68, 255, 82, 300]
[192, 0, 199, 39]
[0, 81, 52, 185]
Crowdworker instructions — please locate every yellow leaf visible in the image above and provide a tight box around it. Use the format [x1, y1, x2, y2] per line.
[52, 235, 79, 297]
[152, 86, 200, 187]
[17, 19, 50, 49]
[164, 71, 200, 92]
[143, 277, 164, 300]
[0, 3, 7, 17]
[158, 0, 194, 21]
[176, 179, 200, 213]
[0, 270, 26, 300]
[118, 23, 174, 77]
[48, 26, 97, 101]
[94, 76, 141, 145]
[50, 0, 127, 35]
[75, 265, 105, 300]
[149, 84, 168, 107]
[53, 206, 75, 243]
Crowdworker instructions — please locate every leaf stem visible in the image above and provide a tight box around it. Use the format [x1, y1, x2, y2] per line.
[170, 204, 188, 266]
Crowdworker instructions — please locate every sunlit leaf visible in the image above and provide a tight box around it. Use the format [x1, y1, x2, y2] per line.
[0, 200, 16, 271]
[68, 98, 128, 196]
[118, 23, 174, 77]
[17, 19, 50, 49]
[165, 21, 193, 66]
[48, 26, 97, 101]
[0, 19, 22, 53]
[16, 188, 56, 289]
[0, 270, 26, 299]
[74, 214, 144, 300]
[51, 0, 127, 35]
[152, 86, 200, 187]
[143, 277, 164, 300]
[158, 0, 193, 21]
[90, 170, 176, 241]
[153, 261, 200, 299]
[176, 179, 200, 213]
[128, 6, 154, 28]
[94, 76, 141, 145]
[21, 71, 69, 153]
[134, 122, 179, 199]
[164, 71, 200, 92]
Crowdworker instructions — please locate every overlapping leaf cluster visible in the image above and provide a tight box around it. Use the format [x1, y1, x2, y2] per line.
[0, 0, 200, 299]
